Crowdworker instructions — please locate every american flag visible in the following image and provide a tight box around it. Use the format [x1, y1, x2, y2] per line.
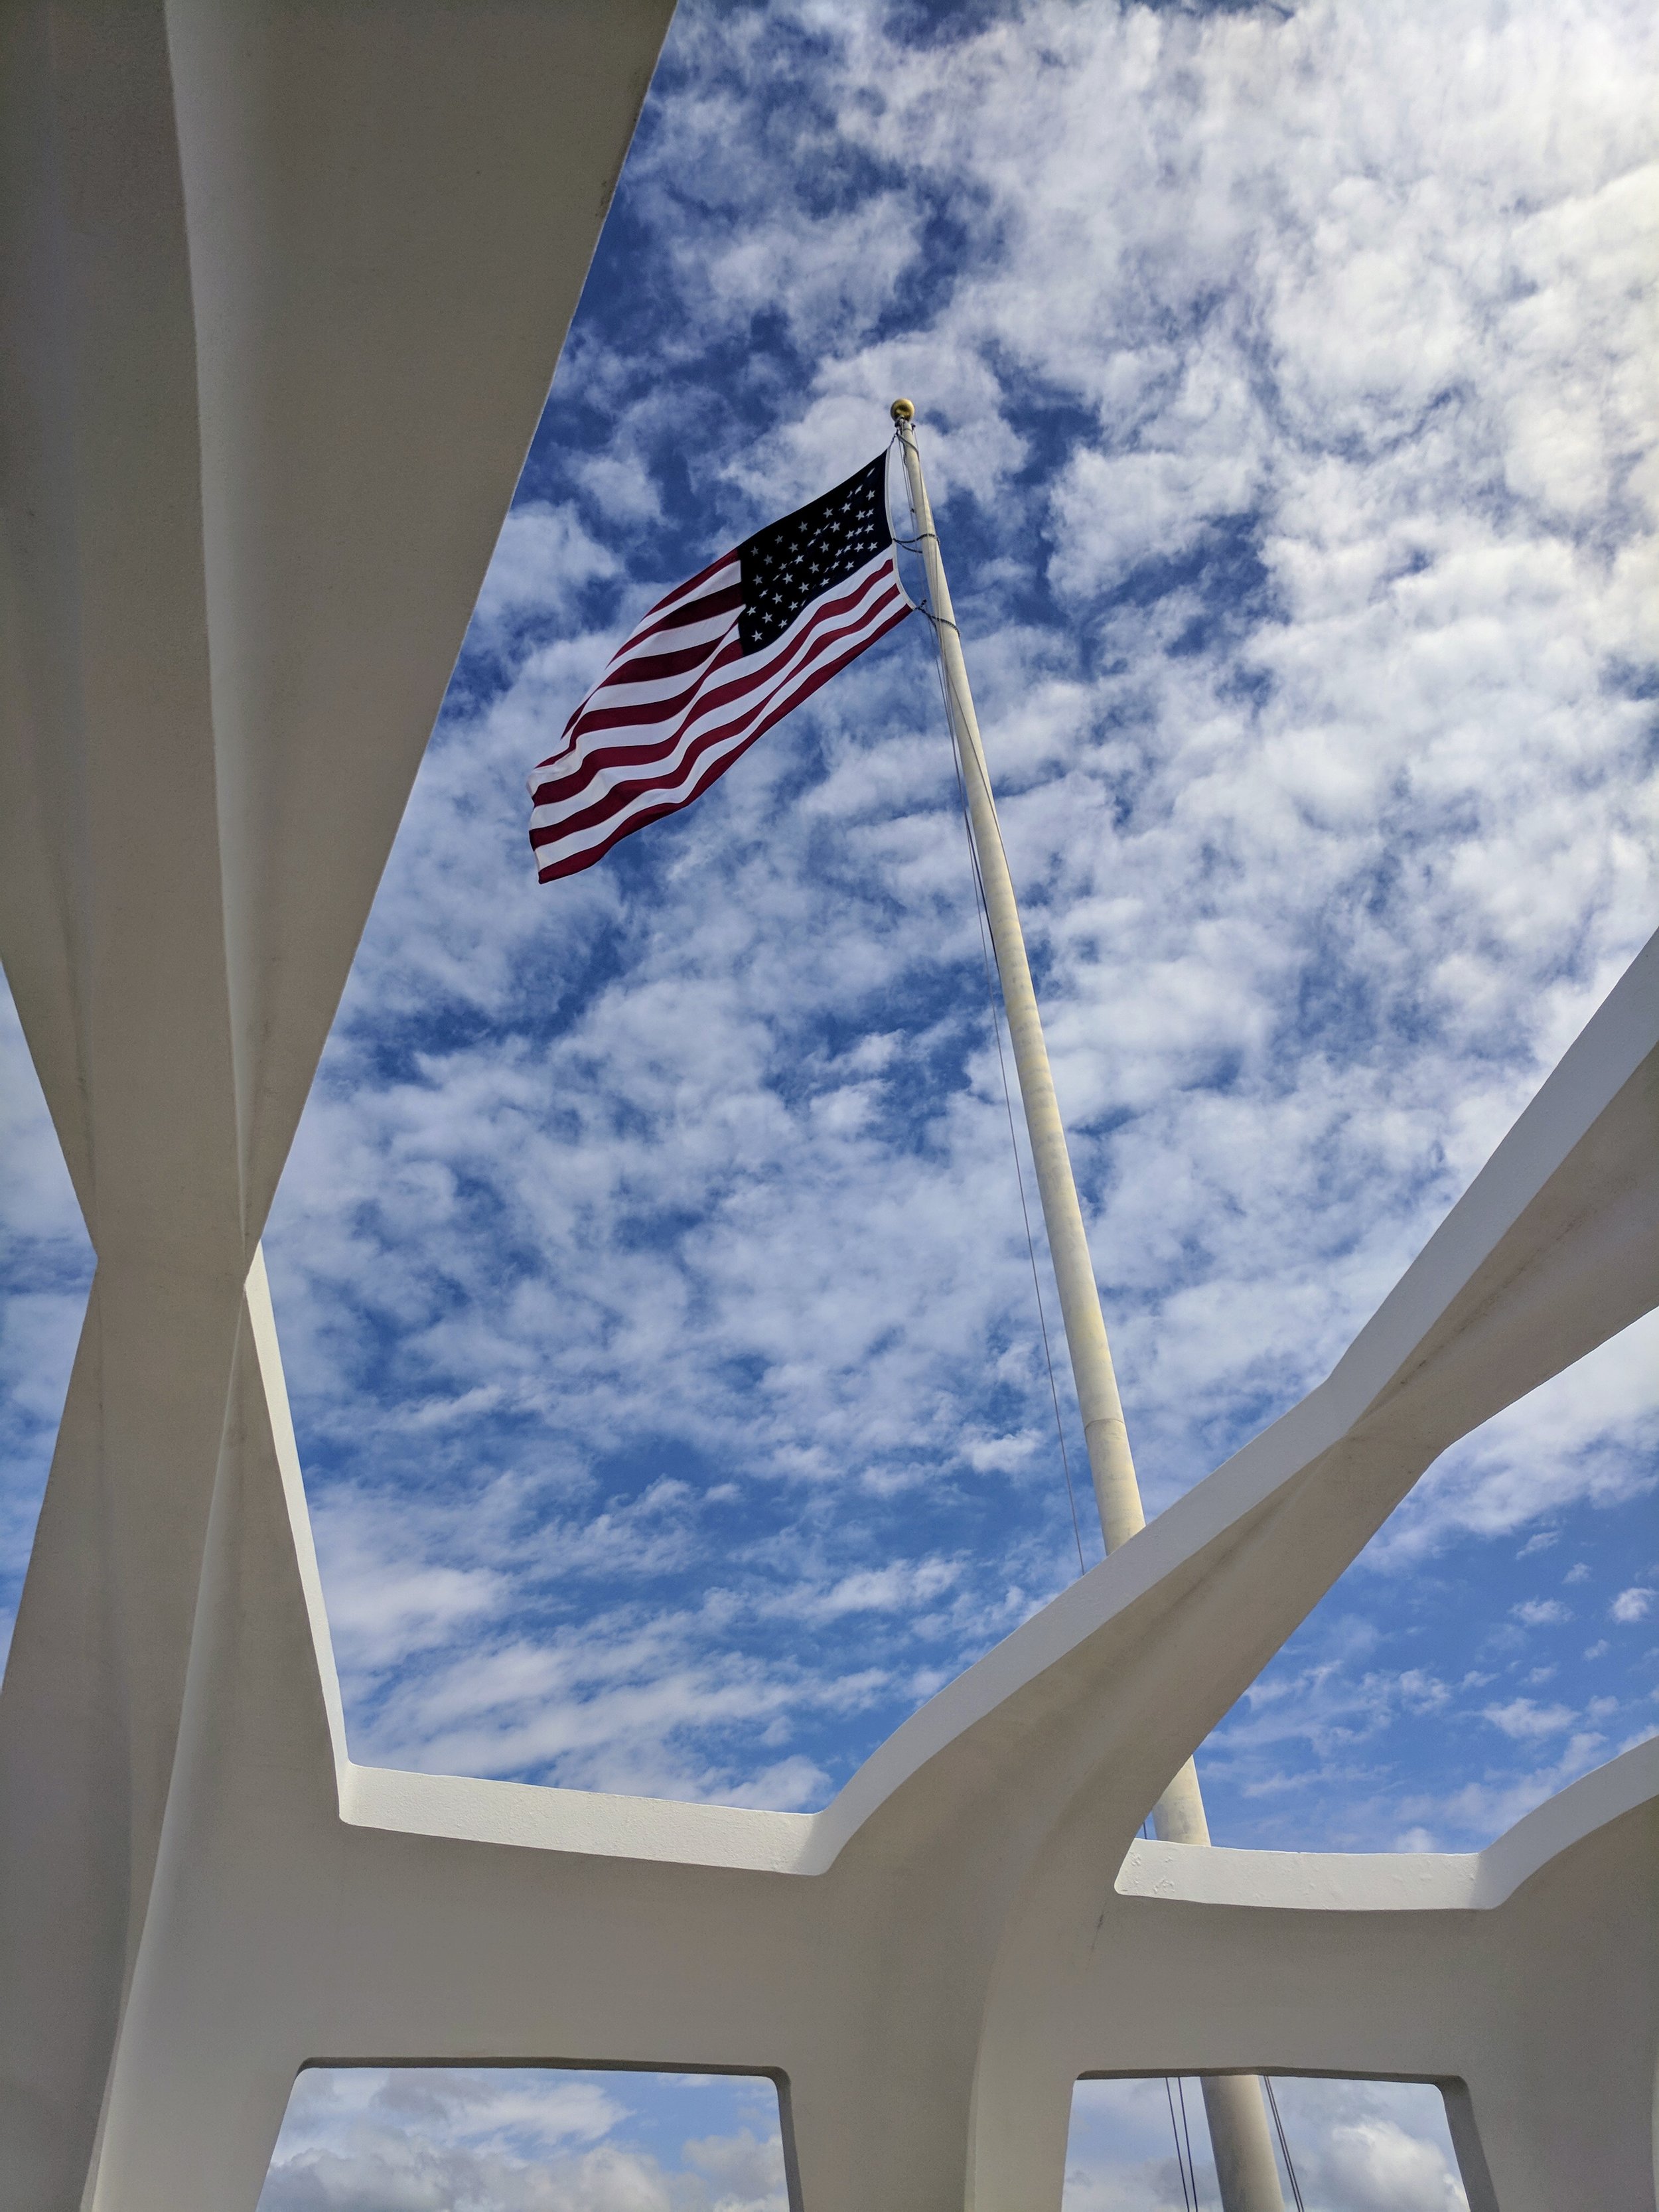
[528, 453, 913, 883]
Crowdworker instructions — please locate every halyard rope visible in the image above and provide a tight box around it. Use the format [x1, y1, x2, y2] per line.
[919, 590, 1089, 1576]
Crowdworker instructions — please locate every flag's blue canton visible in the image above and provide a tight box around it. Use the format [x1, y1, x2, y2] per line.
[739, 455, 893, 655]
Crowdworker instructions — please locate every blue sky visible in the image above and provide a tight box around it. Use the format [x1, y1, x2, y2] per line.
[259, 2066, 794, 2212]
[2, 0, 1656, 2205]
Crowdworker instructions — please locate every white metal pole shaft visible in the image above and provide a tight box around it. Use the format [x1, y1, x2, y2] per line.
[891, 403, 1141, 1555]
[891, 400, 1286, 2212]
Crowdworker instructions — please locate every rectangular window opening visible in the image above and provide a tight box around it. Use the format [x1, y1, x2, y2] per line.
[1066, 2071, 1475, 2212]
[259, 2063, 794, 2212]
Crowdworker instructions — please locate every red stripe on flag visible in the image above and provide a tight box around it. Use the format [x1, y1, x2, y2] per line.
[530, 552, 910, 881]
[532, 597, 909, 879]
[532, 561, 900, 827]
[530, 572, 903, 849]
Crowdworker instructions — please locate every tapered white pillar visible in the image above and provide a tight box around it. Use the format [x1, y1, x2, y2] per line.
[891, 398, 1287, 2212]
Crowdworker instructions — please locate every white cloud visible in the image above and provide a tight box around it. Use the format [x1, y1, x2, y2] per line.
[1320, 2114, 1468, 2212]
[1611, 1587, 1654, 1623]
[1362, 1315, 1659, 1562]
[1, 17, 1652, 2204]
[1066, 2073, 1467, 2212]
[309, 1495, 508, 1674]
[1050, 435, 1259, 597]
[683, 2125, 789, 2209]
[1409, 1730, 1610, 1840]
[1511, 1599, 1571, 1628]
[5, 0, 1656, 1826]
[259, 2069, 788, 2212]
[798, 1558, 960, 1619]
[1481, 1697, 1577, 1740]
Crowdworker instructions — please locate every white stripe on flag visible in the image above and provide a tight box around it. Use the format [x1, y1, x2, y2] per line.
[529, 545, 910, 883]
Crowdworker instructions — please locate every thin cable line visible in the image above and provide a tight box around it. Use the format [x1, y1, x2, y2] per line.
[916, 599, 1046, 970]
[897, 444, 1088, 1574]
[1177, 2078, 1202, 2211]
[1262, 2078, 1307, 2212]
[1164, 2075, 1195, 2212]
[930, 635, 1088, 1575]
[891, 431, 1031, 902]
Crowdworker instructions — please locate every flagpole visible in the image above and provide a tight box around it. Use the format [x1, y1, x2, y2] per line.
[890, 399, 1287, 2212]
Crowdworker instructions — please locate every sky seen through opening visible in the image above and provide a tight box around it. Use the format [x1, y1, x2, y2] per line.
[1, 2, 1655, 2205]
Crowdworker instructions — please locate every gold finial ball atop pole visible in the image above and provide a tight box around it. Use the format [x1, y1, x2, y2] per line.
[889, 397, 915, 423]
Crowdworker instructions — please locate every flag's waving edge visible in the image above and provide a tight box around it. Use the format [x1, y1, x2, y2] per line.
[528, 450, 914, 884]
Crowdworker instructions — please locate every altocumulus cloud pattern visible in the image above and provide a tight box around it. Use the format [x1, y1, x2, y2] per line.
[0, 3, 1655, 2209]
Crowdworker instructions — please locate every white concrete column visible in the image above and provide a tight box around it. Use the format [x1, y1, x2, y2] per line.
[891, 399, 1287, 2212]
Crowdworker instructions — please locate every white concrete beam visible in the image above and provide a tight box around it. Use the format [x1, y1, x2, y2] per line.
[78, 931, 1659, 2209]
[0, 7, 673, 2203]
